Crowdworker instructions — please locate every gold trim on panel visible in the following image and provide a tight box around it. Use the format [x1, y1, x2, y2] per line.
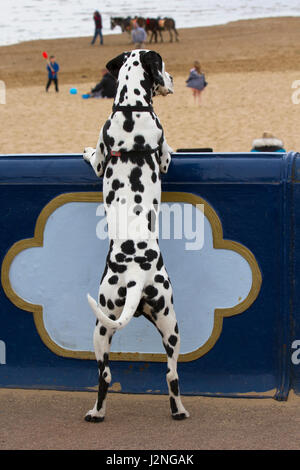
[1, 192, 262, 363]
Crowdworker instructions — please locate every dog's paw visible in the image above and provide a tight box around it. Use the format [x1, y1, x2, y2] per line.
[83, 147, 95, 163]
[160, 158, 171, 174]
[172, 409, 190, 420]
[84, 410, 105, 423]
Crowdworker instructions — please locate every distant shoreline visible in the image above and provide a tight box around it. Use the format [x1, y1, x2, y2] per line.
[0, 15, 299, 48]
[1, 16, 300, 90]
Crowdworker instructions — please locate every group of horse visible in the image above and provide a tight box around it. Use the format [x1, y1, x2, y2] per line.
[110, 16, 179, 43]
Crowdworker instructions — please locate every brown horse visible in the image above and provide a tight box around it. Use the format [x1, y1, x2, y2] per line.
[146, 17, 179, 43]
[110, 16, 146, 34]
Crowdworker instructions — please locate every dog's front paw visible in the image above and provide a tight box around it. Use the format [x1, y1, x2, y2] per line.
[160, 156, 171, 174]
[83, 147, 95, 163]
[172, 409, 190, 420]
[84, 409, 105, 423]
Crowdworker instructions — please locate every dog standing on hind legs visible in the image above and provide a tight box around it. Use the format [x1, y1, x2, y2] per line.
[83, 49, 189, 422]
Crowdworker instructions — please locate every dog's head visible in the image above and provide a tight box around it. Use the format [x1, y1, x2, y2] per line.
[106, 50, 173, 97]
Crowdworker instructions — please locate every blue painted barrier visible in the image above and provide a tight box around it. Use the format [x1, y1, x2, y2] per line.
[0, 151, 299, 399]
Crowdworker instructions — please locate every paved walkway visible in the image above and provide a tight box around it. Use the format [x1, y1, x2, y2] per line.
[0, 389, 299, 450]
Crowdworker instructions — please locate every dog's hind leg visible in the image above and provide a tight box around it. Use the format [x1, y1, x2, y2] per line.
[84, 321, 115, 422]
[158, 307, 190, 420]
[142, 296, 189, 420]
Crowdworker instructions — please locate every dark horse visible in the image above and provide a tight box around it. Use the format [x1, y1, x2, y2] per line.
[146, 17, 179, 43]
[110, 16, 146, 34]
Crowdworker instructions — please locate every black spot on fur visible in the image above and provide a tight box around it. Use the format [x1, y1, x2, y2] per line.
[155, 295, 165, 313]
[174, 323, 178, 334]
[170, 397, 178, 414]
[116, 253, 126, 262]
[169, 335, 178, 347]
[107, 299, 114, 310]
[121, 240, 135, 255]
[164, 342, 174, 358]
[112, 179, 124, 191]
[108, 260, 127, 273]
[141, 262, 151, 270]
[115, 298, 125, 307]
[99, 294, 106, 306]
[106, 190, 115, 205]
[151, 172, 157, 183]
[119, 84, 127, 104]
[106, 167, 113, 178]
[154, 274, 164, 283]
[127, 281, 136, 288]
[145, 285, 158, 299]
[100, 326, 107, 336]
[134, 256, 147, 264]
[118, 140, 124, 146]
[170, 379, 179, 396]
[129, 167, 144, 192]
[133, 135, 146, 151]
[164, 280, 170, 289]
[108, 275, 119, 285]
[137, 241, 147, 249]
[135, 194, 142, 203]
[163, 307, 169, 316]
[156, 253, 163, 270]
[145, 249, 158, 262]
[123, 109, 134, 133]
[118, 287, 127, 297]
[134, 88, 141, 95]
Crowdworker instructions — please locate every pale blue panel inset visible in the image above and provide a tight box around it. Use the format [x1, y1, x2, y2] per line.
[9, 201, 252, 355]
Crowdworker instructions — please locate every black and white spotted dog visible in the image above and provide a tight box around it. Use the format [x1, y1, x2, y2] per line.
[83, 49, 189, 422]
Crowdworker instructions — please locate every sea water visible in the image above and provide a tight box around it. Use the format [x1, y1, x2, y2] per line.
[0, 0, 299, 46]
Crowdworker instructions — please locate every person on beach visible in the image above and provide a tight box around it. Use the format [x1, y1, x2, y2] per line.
[85, 69, 117, 99]
[186, 61, 207, 105]
[46, 56, 59, 92]
[91, 11, 103, 45]
[250, 132, 286, 153]
[131, 19, 147, 49]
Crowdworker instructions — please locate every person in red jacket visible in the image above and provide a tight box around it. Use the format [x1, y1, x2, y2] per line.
[91, 11, 103, 45]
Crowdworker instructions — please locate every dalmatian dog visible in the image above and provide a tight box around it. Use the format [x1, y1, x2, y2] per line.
[83, 49, 189, 422]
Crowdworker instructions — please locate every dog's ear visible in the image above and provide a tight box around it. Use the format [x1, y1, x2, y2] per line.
[141, 51, 164, 86]
[106, 52, 127, 79]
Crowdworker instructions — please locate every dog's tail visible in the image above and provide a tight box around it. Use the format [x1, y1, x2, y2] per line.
[87, 280, 144, 331]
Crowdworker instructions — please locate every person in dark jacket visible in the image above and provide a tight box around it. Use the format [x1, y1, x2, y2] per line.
[46, 55, 59, 92]
[91, 11, 103, 45]
[87, 69, 117, 98]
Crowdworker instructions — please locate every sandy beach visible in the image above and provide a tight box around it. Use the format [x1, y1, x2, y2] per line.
[0, 16, 300, 154]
